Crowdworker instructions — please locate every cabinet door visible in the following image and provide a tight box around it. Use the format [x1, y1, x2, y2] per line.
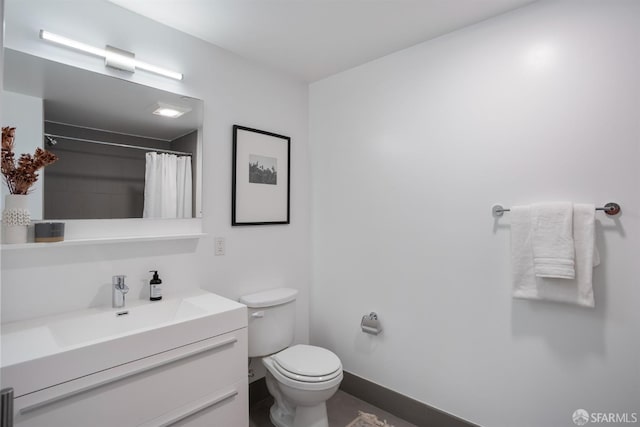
[13, 329, 248, 427]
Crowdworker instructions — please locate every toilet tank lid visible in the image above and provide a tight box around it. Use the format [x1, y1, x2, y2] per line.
[239, 288, 298, 308]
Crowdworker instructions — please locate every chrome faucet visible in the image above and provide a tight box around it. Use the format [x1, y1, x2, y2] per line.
[112, 275, 129, 308]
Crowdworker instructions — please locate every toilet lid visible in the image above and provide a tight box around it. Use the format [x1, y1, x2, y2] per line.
[272, 345, 341, 379]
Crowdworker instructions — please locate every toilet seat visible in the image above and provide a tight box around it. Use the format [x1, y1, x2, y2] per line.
[272, 345, 342, 383]
[263, 345, 343, 392]
[263, 356, 344, 392]
[273, 361, 342, 383]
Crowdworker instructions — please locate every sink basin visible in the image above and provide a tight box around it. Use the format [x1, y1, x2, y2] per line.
[1, 289, 247, 397]
[48, 296, 209, 347]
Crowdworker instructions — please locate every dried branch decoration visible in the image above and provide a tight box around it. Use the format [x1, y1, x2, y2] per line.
[2, 126, 58, 195]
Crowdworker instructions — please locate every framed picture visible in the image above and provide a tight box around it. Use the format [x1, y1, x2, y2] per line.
[232, 125, 290, 225]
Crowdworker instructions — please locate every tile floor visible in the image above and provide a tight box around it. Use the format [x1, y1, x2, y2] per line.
[249, 390, 417, 427]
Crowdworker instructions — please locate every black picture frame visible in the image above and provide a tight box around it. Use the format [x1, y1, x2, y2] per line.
[232, 125, 291, 225]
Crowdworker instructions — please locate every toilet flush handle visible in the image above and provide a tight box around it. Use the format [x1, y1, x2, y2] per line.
[251, 311, 265, 318]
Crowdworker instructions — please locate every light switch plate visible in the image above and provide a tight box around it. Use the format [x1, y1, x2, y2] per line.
[214, 237, 225, 256]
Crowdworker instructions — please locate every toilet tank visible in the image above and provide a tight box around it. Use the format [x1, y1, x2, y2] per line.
[239, 288, 298, 357]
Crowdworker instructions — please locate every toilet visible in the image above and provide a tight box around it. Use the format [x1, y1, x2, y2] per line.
[240, 288, 343, 427]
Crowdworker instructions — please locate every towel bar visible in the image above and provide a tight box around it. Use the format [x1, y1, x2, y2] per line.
[492, 202, 620, 217]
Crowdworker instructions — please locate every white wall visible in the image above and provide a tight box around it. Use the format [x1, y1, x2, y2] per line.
[1, 91, 44, 217]
[1, 0, 310, 358]
[309, 1, 640, 426]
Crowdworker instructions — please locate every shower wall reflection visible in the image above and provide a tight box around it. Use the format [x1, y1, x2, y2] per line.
[44, 122, 197, 219]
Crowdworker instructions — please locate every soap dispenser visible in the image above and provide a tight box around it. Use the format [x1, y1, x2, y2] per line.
[149, 270, 162, 301]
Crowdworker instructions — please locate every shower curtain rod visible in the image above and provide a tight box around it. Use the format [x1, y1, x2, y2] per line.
[44, 133, 193, 157]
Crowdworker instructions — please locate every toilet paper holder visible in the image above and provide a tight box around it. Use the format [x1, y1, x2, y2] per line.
[361, 312, 382, 335]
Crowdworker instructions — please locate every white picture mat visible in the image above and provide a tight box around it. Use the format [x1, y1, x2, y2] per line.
[235, 129, 288, 223]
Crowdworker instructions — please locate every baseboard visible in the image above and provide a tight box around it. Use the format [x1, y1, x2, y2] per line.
[340, 371, 479, 427]
[249, 371, 478, 427]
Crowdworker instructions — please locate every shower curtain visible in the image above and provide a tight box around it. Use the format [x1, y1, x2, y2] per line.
[143, 152, 192, 218]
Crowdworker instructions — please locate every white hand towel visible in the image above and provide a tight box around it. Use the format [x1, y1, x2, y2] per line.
[531, 202, 575, 279]
[511, 204, 598, 308]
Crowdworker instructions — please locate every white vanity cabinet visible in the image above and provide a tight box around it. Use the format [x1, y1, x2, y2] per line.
[1, 290, 249, 427]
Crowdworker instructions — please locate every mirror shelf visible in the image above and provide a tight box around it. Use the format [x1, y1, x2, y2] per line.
[1, 232, 206, 251]
[1, 217, 204, 250]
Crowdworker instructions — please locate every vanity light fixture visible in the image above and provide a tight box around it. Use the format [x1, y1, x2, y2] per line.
[152, 102, 192, 118]
[39, 30, 183, 81]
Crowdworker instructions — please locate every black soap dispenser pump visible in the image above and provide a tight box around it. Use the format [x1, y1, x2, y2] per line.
[149, 270, 162, 301]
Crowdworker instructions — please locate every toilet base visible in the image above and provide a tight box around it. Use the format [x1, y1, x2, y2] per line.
[269, 402, 293, 427]
[269, 401, 329, 427]
[262, 351, 342, 427]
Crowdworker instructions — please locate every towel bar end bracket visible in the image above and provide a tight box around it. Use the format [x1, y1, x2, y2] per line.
[492, 204, 507, 217]
[602, 202, 621, 216]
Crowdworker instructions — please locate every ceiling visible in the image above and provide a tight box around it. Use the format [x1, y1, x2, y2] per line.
[108, 0, 537, 82]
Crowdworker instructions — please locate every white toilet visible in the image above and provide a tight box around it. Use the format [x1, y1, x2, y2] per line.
[240, 288, 343, 427]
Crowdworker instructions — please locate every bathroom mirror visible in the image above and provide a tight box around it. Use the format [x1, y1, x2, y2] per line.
[2, 48, 204, 220]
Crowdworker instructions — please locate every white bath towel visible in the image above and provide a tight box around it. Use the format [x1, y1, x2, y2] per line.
[511, 204, 599, 308]
[531, 202, 575, 279]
